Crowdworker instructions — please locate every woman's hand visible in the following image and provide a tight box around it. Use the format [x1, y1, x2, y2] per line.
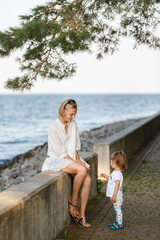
[78, 159, 89, 169]
[76, 150, 90, 170]
[77, 158, 85, 166]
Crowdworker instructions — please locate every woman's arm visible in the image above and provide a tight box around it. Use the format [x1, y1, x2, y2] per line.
[76, 150, 80, 160]
[75, 121, 81, 151]
[64, 155, 74, 161]
[74, 121, 85, 165]
[75, 150, 85, 165]
[111, 180, 120, 202]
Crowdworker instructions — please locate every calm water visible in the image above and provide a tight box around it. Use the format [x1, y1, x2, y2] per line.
[0, 94, 160, 164]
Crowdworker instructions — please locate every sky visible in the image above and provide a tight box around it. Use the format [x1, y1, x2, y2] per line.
[0, 0, 160, 94]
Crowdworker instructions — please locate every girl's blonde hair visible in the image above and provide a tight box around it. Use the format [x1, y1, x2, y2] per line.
[58, 99, 77, 118]
[110, 150, 127, 173]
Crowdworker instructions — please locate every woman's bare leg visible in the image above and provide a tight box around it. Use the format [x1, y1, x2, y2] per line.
[61, 162, 87, 217]
[78, 173, 92, 227]
[79, 173, 91, 217]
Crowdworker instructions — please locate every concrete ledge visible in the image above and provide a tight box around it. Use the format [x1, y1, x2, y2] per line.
[0, 152, 97, 240]
[93, 112, 160, 176]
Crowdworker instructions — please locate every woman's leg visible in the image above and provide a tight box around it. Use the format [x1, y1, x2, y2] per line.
[79, 173, 91, 217]
[78, 173, 92, 227]
[61, 162, 87, 217]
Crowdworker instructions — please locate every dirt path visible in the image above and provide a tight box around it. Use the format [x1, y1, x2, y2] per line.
[57, 132, 160, 240]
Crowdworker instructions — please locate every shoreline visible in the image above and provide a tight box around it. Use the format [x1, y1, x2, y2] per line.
[0, 116, 147, 192]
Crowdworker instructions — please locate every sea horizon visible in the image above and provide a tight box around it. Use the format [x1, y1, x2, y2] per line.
[0, 93, 160, 165]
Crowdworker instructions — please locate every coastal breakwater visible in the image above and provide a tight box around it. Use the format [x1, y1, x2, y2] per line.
[0, 152, 97, 240]
[93, 112, 160, 176]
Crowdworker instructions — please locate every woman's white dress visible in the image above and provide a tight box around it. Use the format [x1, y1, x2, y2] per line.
[41, 118, 90, 171]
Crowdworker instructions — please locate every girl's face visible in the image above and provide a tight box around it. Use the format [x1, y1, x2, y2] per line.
[110, 159, 117, 169]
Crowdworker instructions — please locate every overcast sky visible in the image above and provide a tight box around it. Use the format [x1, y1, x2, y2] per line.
[0, 0, 160, 94]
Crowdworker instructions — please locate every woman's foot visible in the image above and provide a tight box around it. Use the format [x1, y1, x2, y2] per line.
[77, 216, 91, 228]
[68, 196, 79, 219]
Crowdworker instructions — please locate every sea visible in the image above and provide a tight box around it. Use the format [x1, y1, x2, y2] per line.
[0, 94, 160, 166]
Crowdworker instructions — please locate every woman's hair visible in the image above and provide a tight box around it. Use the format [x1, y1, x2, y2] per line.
[110, 150, 127, 173]
[58, 99, 77, 118]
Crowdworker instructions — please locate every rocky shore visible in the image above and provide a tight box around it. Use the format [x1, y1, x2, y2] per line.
[0, 117, 146, 192]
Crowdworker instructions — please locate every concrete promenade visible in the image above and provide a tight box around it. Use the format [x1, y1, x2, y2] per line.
[57, 132, 160, 240]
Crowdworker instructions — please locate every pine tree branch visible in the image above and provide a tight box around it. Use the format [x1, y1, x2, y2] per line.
[0, 0, 160, 91]
[53, 0, 82, 21]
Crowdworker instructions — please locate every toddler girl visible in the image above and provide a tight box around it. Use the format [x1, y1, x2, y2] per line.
[100, 150, 127, 230]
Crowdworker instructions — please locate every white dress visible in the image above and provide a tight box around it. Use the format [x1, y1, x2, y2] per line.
[41, 118, 90, 171]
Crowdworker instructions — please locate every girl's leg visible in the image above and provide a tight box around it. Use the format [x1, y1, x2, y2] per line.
[113, 198, 123, 225]
[61, 162, 87, 217]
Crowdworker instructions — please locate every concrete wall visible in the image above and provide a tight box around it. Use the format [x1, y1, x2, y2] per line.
[93, 112, 160, 177]
[0, 152, 97, 240]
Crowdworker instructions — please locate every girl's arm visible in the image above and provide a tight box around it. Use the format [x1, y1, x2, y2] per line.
[111, 180, 120, 202]
[100, 173, 109, 180]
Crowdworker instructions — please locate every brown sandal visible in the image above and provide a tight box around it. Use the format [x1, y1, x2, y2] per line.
[68, 196, 79, 223]
[77, 217, 91, 228]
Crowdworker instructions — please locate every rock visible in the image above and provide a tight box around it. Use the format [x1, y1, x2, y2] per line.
[24, 169, 37, 177]
[12, 177, 22, 185]
[81, 131, 89, 138]
[2, 174, 9, 181]
[10, 172, 19, 179]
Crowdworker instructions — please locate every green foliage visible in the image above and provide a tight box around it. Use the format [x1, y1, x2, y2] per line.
[0, 0, 160, 91]
[64, 229, 68, 238]
[97, 179, 104, 193]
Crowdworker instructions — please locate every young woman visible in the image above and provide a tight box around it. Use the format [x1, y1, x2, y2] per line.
[41, 99, 91, 228]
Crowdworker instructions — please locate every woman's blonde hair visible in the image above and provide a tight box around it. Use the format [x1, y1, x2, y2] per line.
[58, 99, 77, 118]
[110, 150, 127, 173]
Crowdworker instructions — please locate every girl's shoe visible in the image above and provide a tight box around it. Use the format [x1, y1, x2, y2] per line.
[109, 222, 124, 230]
[108, 221, 118, 227]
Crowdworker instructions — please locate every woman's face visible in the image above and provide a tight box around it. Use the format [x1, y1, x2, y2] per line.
[64, 108, 77, 122]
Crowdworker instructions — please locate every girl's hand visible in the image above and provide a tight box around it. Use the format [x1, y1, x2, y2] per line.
[100, 173, 109, 180]
[111, 195, 116, 203]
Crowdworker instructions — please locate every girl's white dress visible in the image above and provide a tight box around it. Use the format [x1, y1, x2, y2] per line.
[41, 118, 90, 172]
